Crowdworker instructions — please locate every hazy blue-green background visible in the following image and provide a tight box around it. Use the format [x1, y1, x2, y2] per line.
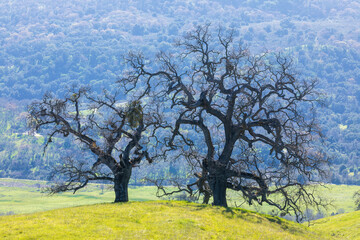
[0, 0, 359, 186]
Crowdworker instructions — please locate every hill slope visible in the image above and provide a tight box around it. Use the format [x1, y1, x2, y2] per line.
[311, 211, 360, 240]
[0, 201, 325, 240]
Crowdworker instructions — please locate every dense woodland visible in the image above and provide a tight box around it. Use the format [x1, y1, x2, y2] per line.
[0, 0, 360, 186]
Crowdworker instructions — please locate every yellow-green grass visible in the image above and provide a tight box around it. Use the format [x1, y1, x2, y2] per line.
[311, 210, 360, 240]
[0, 201, 323, 240]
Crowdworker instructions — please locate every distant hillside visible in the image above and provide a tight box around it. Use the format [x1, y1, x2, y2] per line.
[0, 0, 359, 184]
[1, 0, 360, 100]
[0, 201, 325, 240]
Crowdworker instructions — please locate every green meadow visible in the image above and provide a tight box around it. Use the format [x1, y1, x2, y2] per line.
[1, 178, 359, 217]
[0, 178, 158, 215]
[227, 184, 360, 217]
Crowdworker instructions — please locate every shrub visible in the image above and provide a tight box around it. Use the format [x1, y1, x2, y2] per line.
[354, 190, 360, 210]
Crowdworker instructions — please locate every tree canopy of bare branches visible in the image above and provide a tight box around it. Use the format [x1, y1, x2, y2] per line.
[123, 25, 329, 221]
[28, 86, 162, 202]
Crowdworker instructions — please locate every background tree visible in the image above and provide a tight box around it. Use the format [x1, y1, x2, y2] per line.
[28, 86, 161, 202]
[124, 25, 329, 221]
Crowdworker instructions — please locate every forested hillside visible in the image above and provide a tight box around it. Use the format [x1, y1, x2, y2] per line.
[0, 0, 359, 184]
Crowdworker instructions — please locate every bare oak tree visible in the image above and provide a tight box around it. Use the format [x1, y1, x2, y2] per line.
[124, 25, 328, 221]
[28, 87, 161, 202]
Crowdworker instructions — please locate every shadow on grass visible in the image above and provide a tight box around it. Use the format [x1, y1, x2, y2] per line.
[218, 206, 291, 229]
[193, 204, 210, 211]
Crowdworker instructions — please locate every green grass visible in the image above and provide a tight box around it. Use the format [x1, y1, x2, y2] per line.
[311, 211, 360, 240]
[1, 178, 359, 218]
[0, 201, 323, 240]
[1, 178, 359, 239]
[0, 178, 158, 215]
[226, 184, 360, 217]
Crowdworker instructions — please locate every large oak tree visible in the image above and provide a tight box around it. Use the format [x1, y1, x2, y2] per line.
[124, 25, 328, 221]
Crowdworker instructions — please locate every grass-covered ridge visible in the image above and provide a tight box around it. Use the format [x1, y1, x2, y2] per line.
[311, 211, 360, 240]
[0, 201, 323, 240]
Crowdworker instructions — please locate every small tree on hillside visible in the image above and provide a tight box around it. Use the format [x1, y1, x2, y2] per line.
[123, 25, 329, 221]
[28, 87, 162, 202]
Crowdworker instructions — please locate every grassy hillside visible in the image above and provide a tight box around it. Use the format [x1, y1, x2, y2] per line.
[311, 211, 360, 240]
[0, 201, 323, 240]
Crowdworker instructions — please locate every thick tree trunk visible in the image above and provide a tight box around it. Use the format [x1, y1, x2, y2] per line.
[209, 173, 228, 207]
[113, 166, 132, 202]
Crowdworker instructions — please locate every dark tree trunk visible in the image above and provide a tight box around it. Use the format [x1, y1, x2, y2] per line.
[113, 166, 132, 202]
[209, 172, 228, 207]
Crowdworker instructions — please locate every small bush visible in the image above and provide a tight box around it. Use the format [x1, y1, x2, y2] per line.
[0, 211, 15, 216]
[354, 190, 360, 210]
